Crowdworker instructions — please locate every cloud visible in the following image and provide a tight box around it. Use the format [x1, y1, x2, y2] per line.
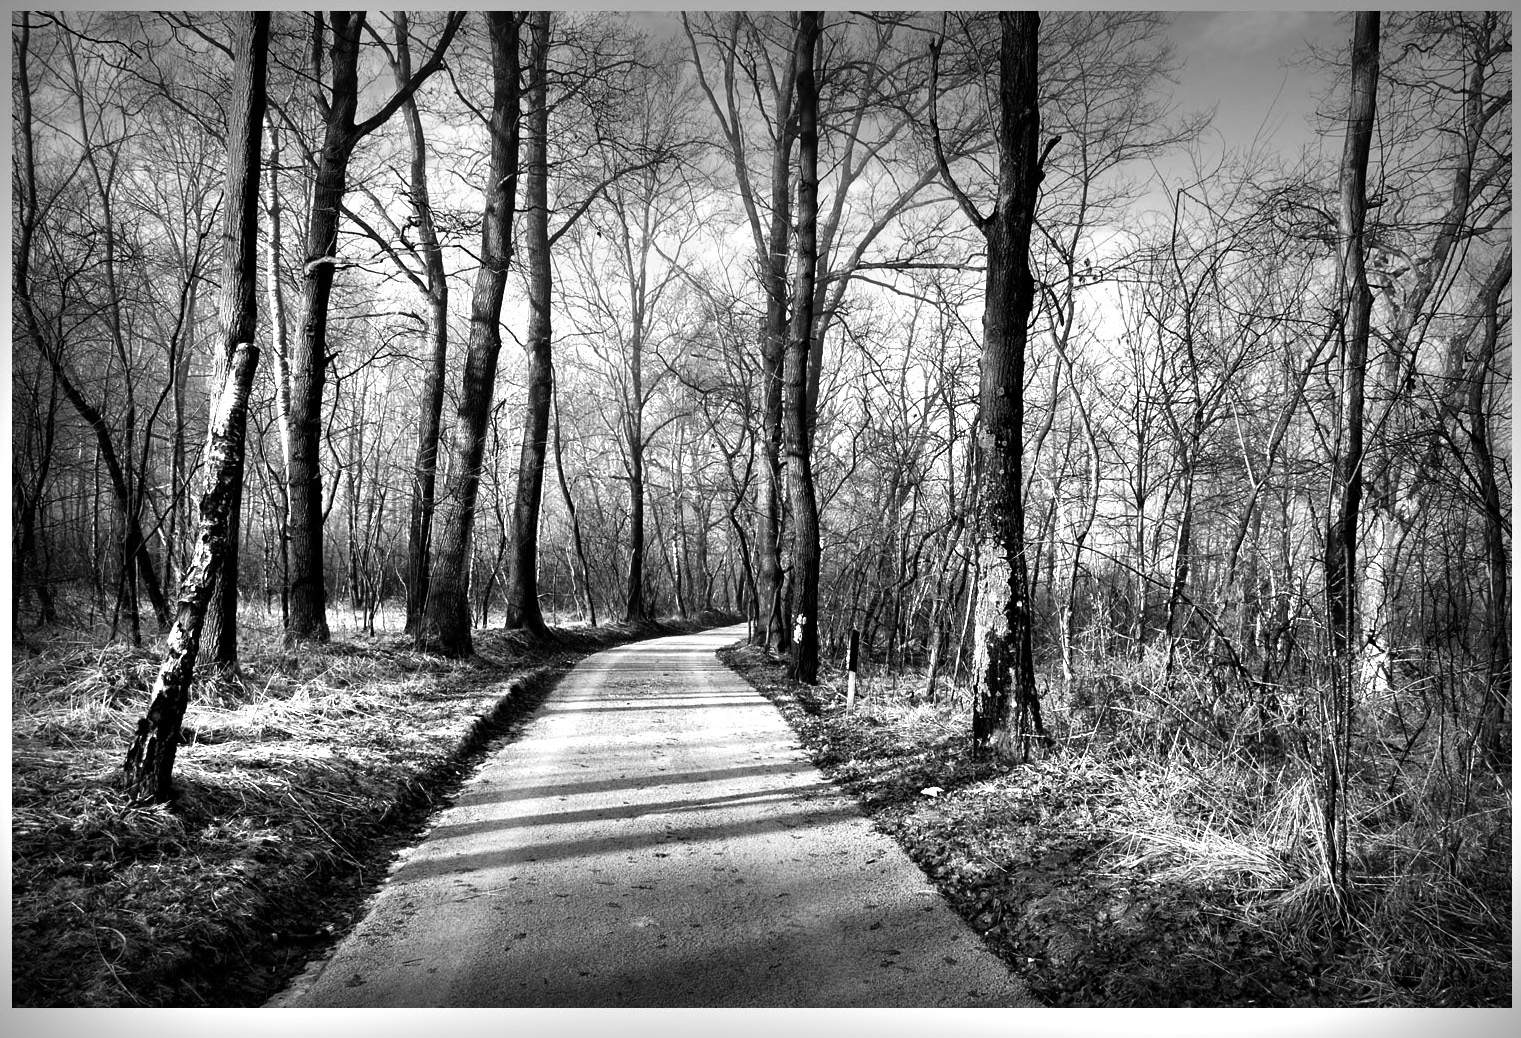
[1194, 11, 1312, 52]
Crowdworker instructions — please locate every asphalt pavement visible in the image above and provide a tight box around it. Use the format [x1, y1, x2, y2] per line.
[269, 623, 1033, 1008]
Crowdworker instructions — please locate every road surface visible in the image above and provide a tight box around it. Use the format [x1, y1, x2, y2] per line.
[270, 624, 1033, 1008]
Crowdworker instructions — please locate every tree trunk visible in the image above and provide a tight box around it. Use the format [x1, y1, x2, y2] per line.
[1322, 9, 1380, 906]
[123, 11, 268, 804]
[287, 11, 461, 643]
[942, 12, 1051, 755]
[418, 12, 522, 657]
[552, 370, 596, 625]
[285, 12, 364, 644]
[394, 12, 452, 637]
[756, 26, 799, 653]
[1460, 251, 1511, 771]
[784, 13, 823, 683]
[503, 10, 553, 637]
[624, 405, 649, 621]
[200, 447, 244, 675]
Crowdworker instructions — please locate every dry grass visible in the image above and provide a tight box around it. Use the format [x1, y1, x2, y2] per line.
[11, 608, 734, 1007]
[722, 643, 1511, 1007]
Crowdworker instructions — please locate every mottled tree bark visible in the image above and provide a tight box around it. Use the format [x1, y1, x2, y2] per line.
[417, 12, 523, 657]
[784, 13, 822, 683]
[933, 13, 1053, 755]
[122, 11, 268, 804]
[757, 33, 799, 653]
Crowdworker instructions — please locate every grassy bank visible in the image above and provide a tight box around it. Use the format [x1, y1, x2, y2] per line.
[719, 643, 1511, 1007]
[10, 610, 735, 1007]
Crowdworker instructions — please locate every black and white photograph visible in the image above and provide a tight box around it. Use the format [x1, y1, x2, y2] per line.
[9, 5, 1512, 1015]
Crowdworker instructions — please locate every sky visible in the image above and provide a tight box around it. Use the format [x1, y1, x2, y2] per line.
[1165, 9, 1346, 165]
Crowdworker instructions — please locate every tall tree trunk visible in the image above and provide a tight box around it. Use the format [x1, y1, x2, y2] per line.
[756, 26, 800, 653]
[784, 12, 823, 683]
[395, 11, 452, 637]
[417, 12, 522, 657]
[1322, 9, 1380, 906]
[287, 11, 462, 643]
[122, 11, 268, 804]
[504, 10, 553, 637]
[935, 13, 1052, 755]
[285, 13, 362, 644]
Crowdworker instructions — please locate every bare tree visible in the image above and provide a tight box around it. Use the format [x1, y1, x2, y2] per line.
[284, 11, 462, 643]
[502, 9, 554, 637]
[1322, 9, 1380, 907]
[785, 12, 823, 682]
[122, 10, 268, 804]
[931, 12, 1056, 755]
[416, 12, 522, 656]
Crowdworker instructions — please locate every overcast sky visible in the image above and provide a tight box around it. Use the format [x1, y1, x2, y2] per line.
[1167, 9, 1346, 162]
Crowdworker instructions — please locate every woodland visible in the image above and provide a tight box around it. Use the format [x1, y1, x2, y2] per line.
[10, 9, 1513, 1007]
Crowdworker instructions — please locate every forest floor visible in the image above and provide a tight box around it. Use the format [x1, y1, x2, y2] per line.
[718, 644, 1512, 1008]
[10, 614, 1510, 1008]
[10, 608, 736, 1008]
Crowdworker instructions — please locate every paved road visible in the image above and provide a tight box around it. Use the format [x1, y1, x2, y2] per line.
[270, 624, 1032, 1008]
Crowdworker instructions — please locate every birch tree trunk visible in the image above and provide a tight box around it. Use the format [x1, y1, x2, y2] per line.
[122, 11, 268, 804]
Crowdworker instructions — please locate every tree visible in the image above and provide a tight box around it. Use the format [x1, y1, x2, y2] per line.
[1322, 9, 1380, 907]
[122, 10, 268, 804]
[684, 12, 798, 651]
[416, 12, 523, 656]
[932, 12, 1056, 755]
[785, 12, 823, 682]
[283, 11, 462, 643]
[502, 10, 554, 637]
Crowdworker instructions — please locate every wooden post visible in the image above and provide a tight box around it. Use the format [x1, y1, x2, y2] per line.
[846, 628, 860, 713]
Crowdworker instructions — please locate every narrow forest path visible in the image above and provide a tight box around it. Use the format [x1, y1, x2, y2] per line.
[270, 624, 1032, 1007]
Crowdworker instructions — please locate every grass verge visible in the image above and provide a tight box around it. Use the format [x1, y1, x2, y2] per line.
[11, 611, 736, 1007]
[719, 642, 1511, 1008]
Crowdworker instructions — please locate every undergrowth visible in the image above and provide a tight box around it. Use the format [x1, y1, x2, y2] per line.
[720, 642, 1511, 1007]
[10, 608, 736, 1007]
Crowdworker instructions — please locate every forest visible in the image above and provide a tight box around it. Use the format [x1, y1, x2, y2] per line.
[10, 8, 1512, 1008]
